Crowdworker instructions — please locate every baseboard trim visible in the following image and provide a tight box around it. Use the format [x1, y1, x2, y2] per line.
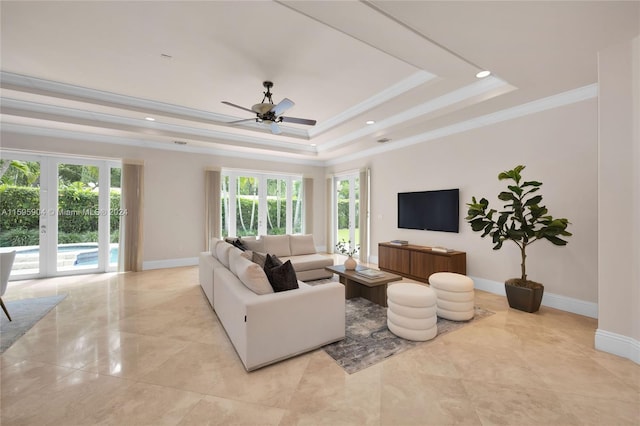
[595, 329, 640, 364]
[142, 257, 198, 270]
[470, 276, 598, 318]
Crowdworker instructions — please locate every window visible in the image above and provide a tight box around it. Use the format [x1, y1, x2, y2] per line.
[221, 171, 303, 237]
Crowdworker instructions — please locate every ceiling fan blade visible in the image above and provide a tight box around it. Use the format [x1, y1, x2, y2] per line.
[280, 116, 317, 126]
[228, 118, 256, 125]
[270, 121, 282, 135]
[271, 97, 295, 116]
[222, 101, 255, 114]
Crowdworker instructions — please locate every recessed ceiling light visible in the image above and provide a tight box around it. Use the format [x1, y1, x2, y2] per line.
[476, 70, 491, 78]
[145, 117, 155, 121]
[310, 143, 317, 147]
[366, 120, 375, 125]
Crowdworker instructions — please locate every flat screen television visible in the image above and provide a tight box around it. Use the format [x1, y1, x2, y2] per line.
[397, 189, 459, 233]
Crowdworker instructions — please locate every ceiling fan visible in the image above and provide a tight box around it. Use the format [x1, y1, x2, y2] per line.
[222, 81, 317, 135]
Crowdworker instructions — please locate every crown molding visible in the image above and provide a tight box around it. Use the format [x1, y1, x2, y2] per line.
[325, 83, 598, 166]
[308, 70, 435, 138]
[318, 75, 512, 152]
[0, 71, 310, 139]
[0, 123, 326, 167]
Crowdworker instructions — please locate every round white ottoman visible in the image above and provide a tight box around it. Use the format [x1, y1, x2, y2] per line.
[386, 282, 438, 341]
[428, 272, 475, 321]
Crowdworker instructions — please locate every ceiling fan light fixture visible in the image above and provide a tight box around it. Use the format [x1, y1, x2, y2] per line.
[222, 81, 317, 135]
[476, 70, 491, 78]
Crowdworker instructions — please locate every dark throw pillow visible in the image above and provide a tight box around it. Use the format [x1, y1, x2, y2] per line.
[232, 238, 248, 251]
[264, 258, 298, 292]
[263, 253, 283, 269]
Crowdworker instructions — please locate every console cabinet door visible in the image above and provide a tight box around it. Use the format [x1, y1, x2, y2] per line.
[410, 251, 434, 280]
[379, 245, 410, 273]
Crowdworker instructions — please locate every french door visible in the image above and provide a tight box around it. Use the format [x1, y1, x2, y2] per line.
[221, 171, 303, 237]
[0, 152, 121, 279]
[334, 173, 360, 258]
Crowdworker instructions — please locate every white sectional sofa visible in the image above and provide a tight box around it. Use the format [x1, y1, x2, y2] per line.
[198, 235, 345, 371]
[239, 234, 334, 281]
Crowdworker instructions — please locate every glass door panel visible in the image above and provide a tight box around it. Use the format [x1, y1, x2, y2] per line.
[57, 163, 101, 272]
[236, 176, 259, 237]
[108, 166, 122, 270]
[221, 175, 230, 238]
[266, 178, 287, 235]
[335, 175, 360, 258]
[292, 179, 303, 234]
[0, 158, 42, 277]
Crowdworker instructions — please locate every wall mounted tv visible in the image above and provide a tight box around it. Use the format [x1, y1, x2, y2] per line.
[397, 188, 460, 233]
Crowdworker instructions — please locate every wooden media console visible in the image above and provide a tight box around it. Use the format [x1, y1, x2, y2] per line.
[378, 242, 466, 284]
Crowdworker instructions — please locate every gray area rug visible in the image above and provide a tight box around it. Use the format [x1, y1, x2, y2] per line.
[323, 297, 494, 374]
[1, 294, 67, 353]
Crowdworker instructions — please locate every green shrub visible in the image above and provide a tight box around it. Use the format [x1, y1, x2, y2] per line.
[0, 228, 39, 246]
[0, 185, 121, 234]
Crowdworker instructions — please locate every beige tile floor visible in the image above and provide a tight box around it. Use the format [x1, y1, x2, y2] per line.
[1, 265, 638, 425]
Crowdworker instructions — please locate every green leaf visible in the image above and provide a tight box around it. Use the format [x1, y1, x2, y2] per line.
[470, 219, 488, 232]
[508, 185, 523, 196]
[524, 195, 543, 206]
[498, 191, 515, 201]
[522, 180, 542, 187]
[544, 235, 568, 245]
[481, 222, 494, 237]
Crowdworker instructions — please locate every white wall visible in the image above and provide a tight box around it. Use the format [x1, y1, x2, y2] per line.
[327, 99, 599, 305]
[596, 35, 640, 363]
[2, 97, 601, 307]
[0, 134, 327, 267]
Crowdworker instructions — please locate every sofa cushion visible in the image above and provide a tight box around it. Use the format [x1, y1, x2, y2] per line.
[252, 251, 268, 268]
[281, 253, 334, 272]
[289, 234, 316, 256]
[210, 237, 222, 257]
[241, 236, 264, 253]
[264, 259, 299, 292]
[216, 242, 232, 267]
[261, 235, 291, 257]
[231, 252, 273, 295]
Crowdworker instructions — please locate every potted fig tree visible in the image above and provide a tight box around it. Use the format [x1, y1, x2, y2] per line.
[466, 165, 572, 313]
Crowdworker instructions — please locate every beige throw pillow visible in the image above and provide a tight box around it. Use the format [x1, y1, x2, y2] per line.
[233, 254, 273, 295]
[216, 242, 232, 268]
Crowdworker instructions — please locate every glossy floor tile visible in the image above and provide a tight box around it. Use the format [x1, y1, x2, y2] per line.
[1, 264, 638, 425]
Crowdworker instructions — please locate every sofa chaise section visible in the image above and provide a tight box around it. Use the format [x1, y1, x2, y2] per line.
[213, 265, 345, 371]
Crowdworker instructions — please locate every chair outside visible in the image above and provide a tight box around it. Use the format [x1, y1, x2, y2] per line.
[1, 251, 17, 321]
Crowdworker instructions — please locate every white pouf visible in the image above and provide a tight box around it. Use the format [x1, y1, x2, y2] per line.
[428, 272, 475, 321]
[387, 282, 438, 341]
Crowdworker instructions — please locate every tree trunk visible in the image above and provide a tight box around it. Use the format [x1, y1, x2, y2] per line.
[520, 245, 527, 281]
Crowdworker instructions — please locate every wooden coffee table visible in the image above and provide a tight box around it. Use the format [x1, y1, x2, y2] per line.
[325, 264, 402, 307]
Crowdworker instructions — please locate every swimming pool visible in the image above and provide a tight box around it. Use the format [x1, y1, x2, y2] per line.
[14, 243, 119, 266]
[74, 247, 119, 265]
